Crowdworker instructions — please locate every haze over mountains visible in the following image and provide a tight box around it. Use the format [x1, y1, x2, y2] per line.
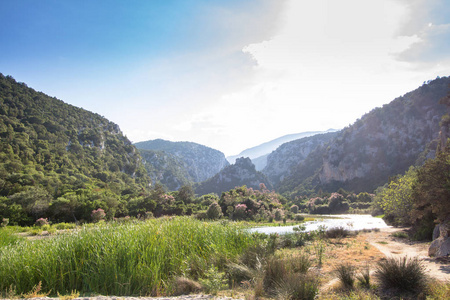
[0, 72, 448, 199]
[226, 129, 338, 170]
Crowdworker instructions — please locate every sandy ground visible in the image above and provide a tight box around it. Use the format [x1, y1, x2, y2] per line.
[365, 227, 450, 282]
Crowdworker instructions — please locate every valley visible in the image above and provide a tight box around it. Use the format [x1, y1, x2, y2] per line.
[0, 73, 449, 299]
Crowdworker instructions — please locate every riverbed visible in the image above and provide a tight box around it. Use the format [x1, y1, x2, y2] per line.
[249, 214, 390, 235]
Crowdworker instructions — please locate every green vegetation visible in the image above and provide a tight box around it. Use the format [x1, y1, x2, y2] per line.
[0, 74, 150, 225]
[0, 217, 254, 296]
[375, 257, 429, 294]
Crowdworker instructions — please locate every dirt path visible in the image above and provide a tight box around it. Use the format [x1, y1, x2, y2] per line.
[365, 227, 450, 282]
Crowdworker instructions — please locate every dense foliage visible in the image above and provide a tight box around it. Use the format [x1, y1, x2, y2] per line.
[0, 74, 150, 225]
[218, 184, 285, 221]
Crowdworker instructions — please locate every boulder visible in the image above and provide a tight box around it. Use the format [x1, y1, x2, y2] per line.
[429, 222, 450, 257]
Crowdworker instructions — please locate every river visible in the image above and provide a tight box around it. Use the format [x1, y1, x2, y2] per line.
[248, 214, 390, 235]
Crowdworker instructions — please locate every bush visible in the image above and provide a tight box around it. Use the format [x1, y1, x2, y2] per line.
[227, 263, 254, 285]
[326, 227, 351, 239]
[1, 218, 8, 227]
[206, 202, 223, 220]
[356, 265, 371, 289]
[375, 256, 428, 294]
[290, 205, 299, 214]
[199, 266, 228, 295]
[91, 208, 106, 223]
[35, 218, 49, 227]
[172, 277, 201, 296]
[294, 214, 305, 221]
[334, 263, 355, 290]
[275, 272, 319, 300]
[262, 255, 318, 299]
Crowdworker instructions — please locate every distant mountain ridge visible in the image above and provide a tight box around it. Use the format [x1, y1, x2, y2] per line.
[134, 139, 229, 190]
[227, 129, 338, 169]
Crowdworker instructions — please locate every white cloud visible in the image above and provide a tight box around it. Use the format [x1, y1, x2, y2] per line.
[125, 0, 450, 156]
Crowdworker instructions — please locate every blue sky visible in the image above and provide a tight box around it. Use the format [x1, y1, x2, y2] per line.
[1, 0, 450, 156]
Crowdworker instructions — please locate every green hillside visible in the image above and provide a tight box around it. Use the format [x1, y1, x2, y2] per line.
[0, 74, 150, 225]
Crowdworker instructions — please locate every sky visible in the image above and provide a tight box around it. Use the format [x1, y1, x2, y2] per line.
[1, 0, 450, 156]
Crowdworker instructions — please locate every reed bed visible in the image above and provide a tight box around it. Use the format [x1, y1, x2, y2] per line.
[0, 217, 254, 296]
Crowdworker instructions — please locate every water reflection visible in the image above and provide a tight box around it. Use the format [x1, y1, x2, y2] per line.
[248, 214, 390, 235]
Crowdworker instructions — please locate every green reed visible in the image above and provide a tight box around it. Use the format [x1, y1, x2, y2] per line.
[0, 217, 254, 296]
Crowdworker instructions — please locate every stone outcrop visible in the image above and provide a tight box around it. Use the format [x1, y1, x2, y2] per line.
[429, 221, 450, 257]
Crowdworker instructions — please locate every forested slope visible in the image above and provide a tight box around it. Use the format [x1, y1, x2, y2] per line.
[0, 74, 150, 224]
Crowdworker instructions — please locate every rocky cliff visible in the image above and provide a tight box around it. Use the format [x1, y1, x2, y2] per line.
[278, 77, 450, 194]
[134, 139, 229, 189]
[138, 149, 193, 191]
[195, 157, 272, 196]
[262, 131, 338, 185]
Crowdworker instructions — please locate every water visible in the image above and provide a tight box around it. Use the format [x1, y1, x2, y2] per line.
[248, 214, 390, 235]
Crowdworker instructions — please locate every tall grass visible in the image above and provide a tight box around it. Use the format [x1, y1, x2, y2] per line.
[375, 256, 429, 294]
[0, 217, 254, 296]
[0, 228, 23, 248]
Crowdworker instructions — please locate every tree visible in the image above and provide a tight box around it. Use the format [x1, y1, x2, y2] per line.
[377, 167, 417, 226]
[411, 145, 450, 230]
[206, 202, 223, 220]
[177, 185, 195, 204]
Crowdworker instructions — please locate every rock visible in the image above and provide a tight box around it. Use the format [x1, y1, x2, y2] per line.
[429, 237, 450, 257]
[429, 222, 450, 257]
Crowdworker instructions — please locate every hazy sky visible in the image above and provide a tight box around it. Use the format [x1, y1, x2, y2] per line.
[1, 0, 449, 156]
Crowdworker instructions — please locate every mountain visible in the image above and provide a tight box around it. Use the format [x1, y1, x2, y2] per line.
[195, 157, 272, 196]
[278, 76, 450, 195]
[138, 149, 193, 191]
[226, 129, 337, 169]
[134, 139, 229, 189]
[0, 73, 150, 223]
[262, 131, 339, 186]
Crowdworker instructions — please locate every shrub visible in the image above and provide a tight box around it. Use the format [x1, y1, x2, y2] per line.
[1, 218, 8, 227]
[275, 272, 319, 300]
[91, 208, 106, 223]
[172, 277, 201, 296]
[356, 265, 371, 289]
[35, 218, 49, 227]
[233, 204, 247, 220]
[294, 214, 305, 221]
[199, 266, 228, 295]
[326, 226, 351, 239]
[206, 202, 223, 220]
[375, 256, 428, 294]
[391, 231, 409, 239]
[290, 205, 299, 214]
[262, 255, 318, 299]
[227, 263, 254, 285]
[334, 263, 355, 290]
[194, 211, 207, 220]
[274, 209, 283, 221]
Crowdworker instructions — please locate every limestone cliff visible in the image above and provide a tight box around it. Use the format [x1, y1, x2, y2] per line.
[278, 77, 450, 194]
